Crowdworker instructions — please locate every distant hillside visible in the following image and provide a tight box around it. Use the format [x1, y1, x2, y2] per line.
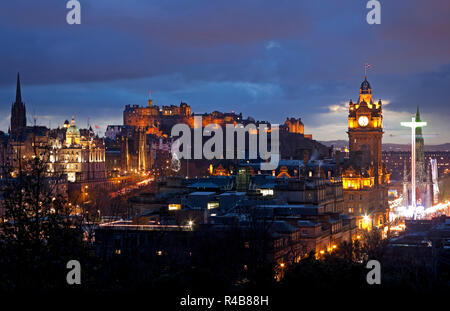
[319, 140, 348, 149]
[319, 140, 450, 152]
[383, 143, 450, 152]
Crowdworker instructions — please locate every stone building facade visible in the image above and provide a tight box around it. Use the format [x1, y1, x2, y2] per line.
[342, 76, 390, 230]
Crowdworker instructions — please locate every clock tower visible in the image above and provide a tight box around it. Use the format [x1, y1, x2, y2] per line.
[348, 75, 383, 184]
[342, 75, 390, 231]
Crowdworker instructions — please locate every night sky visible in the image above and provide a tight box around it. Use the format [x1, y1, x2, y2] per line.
[0, 0, 449, 144]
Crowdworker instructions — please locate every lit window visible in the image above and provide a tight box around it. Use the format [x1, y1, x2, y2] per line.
[207, 202, 219, 209]
[259, 189, 274, 196]
[168, 204, 181, 211]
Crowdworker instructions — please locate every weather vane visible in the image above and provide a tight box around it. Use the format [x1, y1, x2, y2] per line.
[364, 63, 372, 78]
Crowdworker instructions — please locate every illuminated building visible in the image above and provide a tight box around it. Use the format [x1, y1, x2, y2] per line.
[1, 74, 107, 201]
[342, 75, 390, 230]
[119, 97, 329, 176]
[117, 100, 192, 173]
[284, 117, 304, 134]
[118, 128, 162, 172]
[46, 116, 106, 182]
[123, 100, 191, 130]
[3, 76, 105, 183]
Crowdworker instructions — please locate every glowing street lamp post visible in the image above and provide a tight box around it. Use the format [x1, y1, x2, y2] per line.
[400, 117, 427, 217]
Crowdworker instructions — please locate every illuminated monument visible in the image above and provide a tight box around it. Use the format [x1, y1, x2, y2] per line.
[401, 108, 433, 214]
[342, 74, 390, 230]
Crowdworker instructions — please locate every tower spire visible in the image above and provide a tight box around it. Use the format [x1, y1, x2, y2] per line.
[415, 106, 423, 137]
[415, 106, 421, 121]
[11, 72, 26, 132]
[16, 72, 22, 104]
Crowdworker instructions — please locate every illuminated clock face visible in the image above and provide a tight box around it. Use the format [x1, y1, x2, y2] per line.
[358, 116, 369, 127]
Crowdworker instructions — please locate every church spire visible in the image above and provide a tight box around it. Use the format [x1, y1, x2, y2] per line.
[10, 72, 27, 133]
[16, 72, 22, 104]
[415, 106, 423, 137]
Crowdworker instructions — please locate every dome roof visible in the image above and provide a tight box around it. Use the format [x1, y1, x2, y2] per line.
[66, 116, 80, 135]
[360, 78, 371, 91]
[67, 125, 79, 134]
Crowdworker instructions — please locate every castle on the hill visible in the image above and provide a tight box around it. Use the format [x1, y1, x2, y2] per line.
[108, 97, 330, 175]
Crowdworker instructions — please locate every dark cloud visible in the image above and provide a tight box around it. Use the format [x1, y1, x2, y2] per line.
[0, 0, 449, 142]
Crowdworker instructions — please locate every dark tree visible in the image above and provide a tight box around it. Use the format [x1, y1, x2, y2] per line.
[0, 155, 85, 291]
